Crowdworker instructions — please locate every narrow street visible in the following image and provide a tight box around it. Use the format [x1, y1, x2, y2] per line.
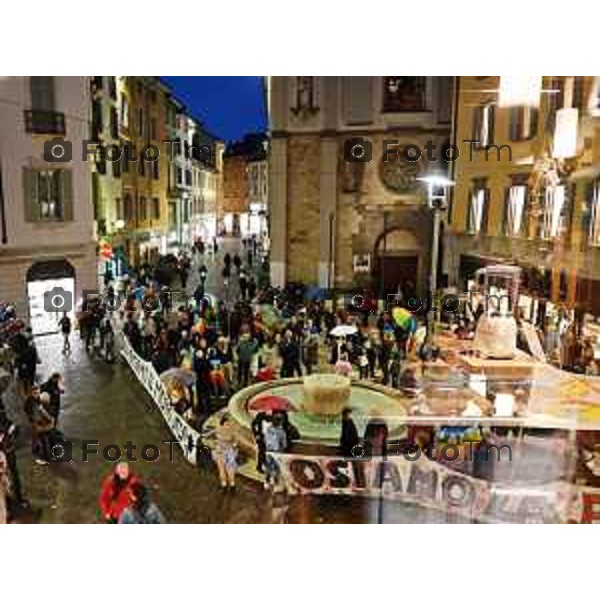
[3, 237, 379, 523]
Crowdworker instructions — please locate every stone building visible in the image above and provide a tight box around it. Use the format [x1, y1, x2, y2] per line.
[0, 76, 96, 333]
[448, 76, 600, 319]
[221, 133, 267, 236]
[266, 76, 453, 296]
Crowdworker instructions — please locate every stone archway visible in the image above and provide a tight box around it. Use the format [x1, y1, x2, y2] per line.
[26, 258, 76, 335]
[373, 227, 423, 297]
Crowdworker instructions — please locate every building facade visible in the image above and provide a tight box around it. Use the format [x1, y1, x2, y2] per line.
[448, 76, 600, 320]
[0, 76, 96, 333]
[90, 76, 171, 274]
[246, 151, 268, 239]
[222, 133, 267, 237]
[267, 76, 453, 294]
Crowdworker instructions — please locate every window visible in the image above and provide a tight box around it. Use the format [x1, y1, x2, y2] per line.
[139, 196, 147, 221]
[110, 107, 119, 139]
[22, 168, 73, 222]
[584, 181, 600, 246]
[138, 108, 144, 138]
[472, 104, 495, 147]
[509, 106, 539, 141]
[176, 166, 183, 185]
[120, 96, 130, 129]
[139, 157, 145, 177]
[92, 99, 103, 139]
[121, 148, 130, 173]
[382, 77, 426, 112]
[153, 160, 159, 180]
[185, 169, 192, 186]
[169, 202, 177, 229]
[573, 77, 586, 111]
[467, 184, 489, 234]
[30, 76, 55, 111]
[124, 194, 133, 222]
[112, 156, 121, 178]
[116, 197, 122, 221]
[152, 197, 160, 220]
[540, 185, 569, 239]
[504, 185, 528, 236]
[108, 77, 117, 100]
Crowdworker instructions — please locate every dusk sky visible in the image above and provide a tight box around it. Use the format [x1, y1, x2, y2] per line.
[161, 76, 267, 142]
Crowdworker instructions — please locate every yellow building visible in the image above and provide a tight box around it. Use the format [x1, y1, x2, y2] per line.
[92, 76, 171, 274]
[448, 76, 600, 320]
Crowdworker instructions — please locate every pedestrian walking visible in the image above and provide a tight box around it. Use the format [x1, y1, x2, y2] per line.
[251, 411, 271, 474]
[214, 414, 238, 492]
[59, 312, 72, 354]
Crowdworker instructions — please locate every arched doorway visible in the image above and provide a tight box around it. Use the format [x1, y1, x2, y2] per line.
[26, 259, 76, 335]
[373, 228, 422, 298]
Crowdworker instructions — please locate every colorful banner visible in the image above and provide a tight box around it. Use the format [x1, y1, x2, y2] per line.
[268, 453, 582, 523]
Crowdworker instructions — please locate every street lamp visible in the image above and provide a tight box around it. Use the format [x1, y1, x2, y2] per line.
[417, 174, 454, 346]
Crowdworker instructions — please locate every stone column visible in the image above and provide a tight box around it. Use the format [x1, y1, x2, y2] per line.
[319, 137, 338, 289]
[269, 135, 288, 287]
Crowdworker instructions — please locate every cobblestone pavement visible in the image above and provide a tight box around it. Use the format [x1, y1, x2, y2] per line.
[4, 237, 452, 523]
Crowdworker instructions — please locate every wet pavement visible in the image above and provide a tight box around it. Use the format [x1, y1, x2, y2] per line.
[3, 237, 455, 523]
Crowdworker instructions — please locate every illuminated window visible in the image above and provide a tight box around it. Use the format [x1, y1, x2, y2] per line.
[540, 185, 569, 239]
[120, 96, 129, 129]
[504, 185, 528, 236]
[585, 181, 600, 246]
[37, 171, 62, 220]
[467, 183, 489, 234]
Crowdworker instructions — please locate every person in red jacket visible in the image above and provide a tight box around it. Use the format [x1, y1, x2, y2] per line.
[99, 462, 139, 523]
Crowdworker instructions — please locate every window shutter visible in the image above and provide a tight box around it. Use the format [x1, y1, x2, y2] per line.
[472, 107, 482, 144]
[521, 187, 530, 237]
[488, 106, 495, 145]
[502, 187, 510, 235]
[509, 107, 518, 141]
[61, 169, 74, 221]
[583, 181, 595, 247]
[30, 76, 55, 111]
[529, 107, 539, 139]
[481, 188, 490, 234]
[22, 167, 39, 222]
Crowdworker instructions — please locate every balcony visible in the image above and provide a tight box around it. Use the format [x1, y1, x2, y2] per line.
[24, 109, 66, 135]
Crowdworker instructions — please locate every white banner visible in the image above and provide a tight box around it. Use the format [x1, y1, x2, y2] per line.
[120, 333, 200, 463]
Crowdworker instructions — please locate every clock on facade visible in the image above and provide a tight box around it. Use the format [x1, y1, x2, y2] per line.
[379, 153, 421, 194]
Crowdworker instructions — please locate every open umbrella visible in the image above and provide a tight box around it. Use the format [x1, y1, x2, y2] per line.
[391, 307, 417, 333]
[330, 324, 358, 337]
[160, 368, 196, 386]
[248, 394, 297, 412]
